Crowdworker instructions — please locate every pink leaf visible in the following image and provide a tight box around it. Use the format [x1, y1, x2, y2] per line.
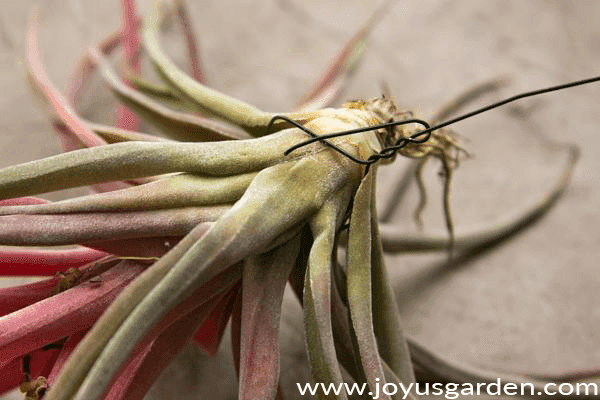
[0, 197, 48, 206]
[0, 256, 120, 316]
[238, 238, 299, 400]
[116, 0, 141, 131]
[83, 236, 183, 258]
[174, 0, 204, 82]
[26, 8, 107, 150]
[0, 247, 107, 277]
[0, 260, 145, 368]
[65, 30, 124, 108]
[193, 283, 241, 356]
[26, 8, 133, 192]
[294, 5, 388, 110]
[0, 206, 225, 246]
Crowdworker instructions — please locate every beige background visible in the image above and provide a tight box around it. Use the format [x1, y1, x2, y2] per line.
[1, 1, 599, 399]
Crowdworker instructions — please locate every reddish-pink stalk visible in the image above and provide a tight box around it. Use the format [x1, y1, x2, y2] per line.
[27, 9, 107, 150]
[0, 260, 145, 368]
[174, 0, 204, 82]
[228, 290, 286, 400]
[294, 22, 371, 109]
[0, 256, 120, 316]
[0, 247, 107, 277]
[26, 8, 131, 191]
[193, 283, 241, 356]
[116, 0, 141, 132]
[64, 31, 122, 108]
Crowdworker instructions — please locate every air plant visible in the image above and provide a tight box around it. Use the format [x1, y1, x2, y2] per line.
[0, 1, 597, 400]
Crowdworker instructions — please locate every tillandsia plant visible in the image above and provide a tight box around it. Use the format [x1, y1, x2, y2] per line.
[0, 1, 599, 400]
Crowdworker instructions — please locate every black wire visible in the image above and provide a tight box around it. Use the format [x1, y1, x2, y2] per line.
[272, 75, 600, 169]
[267, 115, 369, 165]
[397, 75, 600, 146]
[283, 118, 431, 156]
[268, 115, 431, 170]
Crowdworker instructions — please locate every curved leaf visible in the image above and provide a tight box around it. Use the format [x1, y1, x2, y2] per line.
[0, 127, 318, 199]
[173, 0, 204, 83]
[303, 195, 350, 400]
[116, 0, 141, 132]
[142, 2, 273, 134]
[369, 176, 416, 387]
[0, 172, 254, 215]
[346, 171, 390, 399]
[0, 247, 107, 277]
[239, 235, 300, 400]
[91, 48, 249, 141]
[26, 9, 105, 150]
[87, 122, 167, 143]
[294, 0, 391, 111]
[82, 236, 184, 258]
[0, 206, 228, 246]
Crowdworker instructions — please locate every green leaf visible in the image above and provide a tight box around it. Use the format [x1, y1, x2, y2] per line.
[0, 172, 254, 215]
[303, 196, 349, 400]
[0, 132, 297, 199]
[87, 122, 167, 143]
[369, 174, 416, 389]
[142, 3, 273, 135]
[346, 170, 391, 399]
[91, 48, 249, 141]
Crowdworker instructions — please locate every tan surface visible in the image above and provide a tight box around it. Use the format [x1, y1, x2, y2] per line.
[1, 1, 599, 399]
